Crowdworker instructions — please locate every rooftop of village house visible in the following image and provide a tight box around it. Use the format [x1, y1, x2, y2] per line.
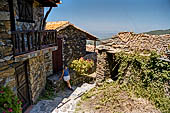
[45, 21, 99, 41]
[97, 31, 170, 56]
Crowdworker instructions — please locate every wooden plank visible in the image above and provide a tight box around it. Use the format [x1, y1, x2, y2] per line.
[8, 0, 16, 31]
[55, 31, 57, 45]
[34, 31, 38, 50]
[17, 33, 21, 53]
[21, 33, 25, 52]
[48, 31, 51, 44]
[12, 34, 16, 55]
[30, 32, 36, 51]
[27, 32, 31, 51]
[38, 32, 41, 49]
[52, 32, 55, 45]
[15, 61, 31, 112]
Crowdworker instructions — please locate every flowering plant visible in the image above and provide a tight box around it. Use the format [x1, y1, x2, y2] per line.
[0, 86, 22, 113]
[70, 57, 94, 75]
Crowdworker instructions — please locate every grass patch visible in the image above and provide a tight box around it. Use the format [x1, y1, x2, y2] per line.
[37, 82, 56, 101]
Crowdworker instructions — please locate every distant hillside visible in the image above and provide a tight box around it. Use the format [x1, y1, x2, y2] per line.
[144, 29, 170, 35]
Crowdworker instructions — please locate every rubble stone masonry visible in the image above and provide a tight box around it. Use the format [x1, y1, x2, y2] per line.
[96, 32, 170, 83]
[58, 25, 86, 65]
[96, 50, 110, 83]
[0, 0, 15, 90]
[100, 32, 170, 55]
[28, 53, 46, 103]
[0, 0, 54, 103]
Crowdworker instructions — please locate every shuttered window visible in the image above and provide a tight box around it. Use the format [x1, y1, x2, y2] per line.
[17, 0, 34, 23]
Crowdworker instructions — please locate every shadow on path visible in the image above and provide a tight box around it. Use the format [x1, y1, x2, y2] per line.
[29, 82, 95, 113]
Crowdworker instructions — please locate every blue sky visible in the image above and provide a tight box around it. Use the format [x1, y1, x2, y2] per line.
[45, 0, 170, 39]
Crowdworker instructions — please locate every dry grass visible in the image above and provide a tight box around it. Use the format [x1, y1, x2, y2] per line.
[75, 81, 161, 113]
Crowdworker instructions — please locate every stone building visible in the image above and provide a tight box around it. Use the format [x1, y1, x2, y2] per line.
[96, 32, 170, 83]
[0, 0, 61, 111]
[46, 21, 98, 71]
[99, 32, 170, 55]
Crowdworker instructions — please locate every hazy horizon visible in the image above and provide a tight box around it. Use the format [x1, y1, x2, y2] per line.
[45, 0, 170, 39]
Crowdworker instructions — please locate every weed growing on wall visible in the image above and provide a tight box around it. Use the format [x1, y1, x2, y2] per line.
[114, 52, 170, 113]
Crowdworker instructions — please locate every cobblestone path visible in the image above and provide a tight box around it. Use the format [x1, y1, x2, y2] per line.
[30, 83, 96, 113]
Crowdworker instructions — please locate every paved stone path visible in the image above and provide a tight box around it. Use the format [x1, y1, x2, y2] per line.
[30, 83, 96, 113]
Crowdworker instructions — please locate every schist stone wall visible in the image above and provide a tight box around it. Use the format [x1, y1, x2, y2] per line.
[100, 32, 170, 55]
[44, 52, 53, 77]
[14, 47, 55, 103]
[96, 50, 110, 83]
[96, 32, 170, 83]
[0, 0, 55, 103]
[0, 0, 15, 90]
[58, 25, 86, 65]
[28, 52, 46, 103]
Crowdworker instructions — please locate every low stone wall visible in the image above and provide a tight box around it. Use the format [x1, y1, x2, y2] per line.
[47, 52, 97, 92]
[47, 70, 95, 93]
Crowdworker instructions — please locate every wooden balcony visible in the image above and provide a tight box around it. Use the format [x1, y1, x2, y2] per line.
[12, 30, 57, 56]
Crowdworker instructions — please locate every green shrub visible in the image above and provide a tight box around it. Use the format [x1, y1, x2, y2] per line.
[114, 51, 170, 113]
[0, 86, 22, 113]
[70, 57, 94, 76]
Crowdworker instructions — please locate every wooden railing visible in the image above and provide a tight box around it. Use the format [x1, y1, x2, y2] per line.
[12, 30, 57, 56]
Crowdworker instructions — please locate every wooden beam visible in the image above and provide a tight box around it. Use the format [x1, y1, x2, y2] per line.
[8, 0, 15, 31]
[94, 40, 96, 52]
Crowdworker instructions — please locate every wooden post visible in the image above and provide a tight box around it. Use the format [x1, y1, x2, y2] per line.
[12, 34, 16, 55]
[38, 32, 41, 49]
[21, 33, 25, 52]
[55, 31, 58, 46]
[17, 34, 21, 53]
[34, 31, 38, 50]
[27, 32, 30, 51]
[94, 40, 96, 52]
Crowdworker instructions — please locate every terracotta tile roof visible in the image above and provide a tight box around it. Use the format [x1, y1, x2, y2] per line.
[99, 32, 170, 56]
[45, 21, 99, 41]
[46, 21, 70, 30]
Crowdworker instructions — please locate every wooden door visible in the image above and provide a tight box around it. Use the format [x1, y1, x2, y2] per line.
[15, 61, 31, 112]
[52, 39, 63, 73]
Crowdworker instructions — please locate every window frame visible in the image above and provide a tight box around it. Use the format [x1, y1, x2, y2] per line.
[17, 0, 35, 23]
